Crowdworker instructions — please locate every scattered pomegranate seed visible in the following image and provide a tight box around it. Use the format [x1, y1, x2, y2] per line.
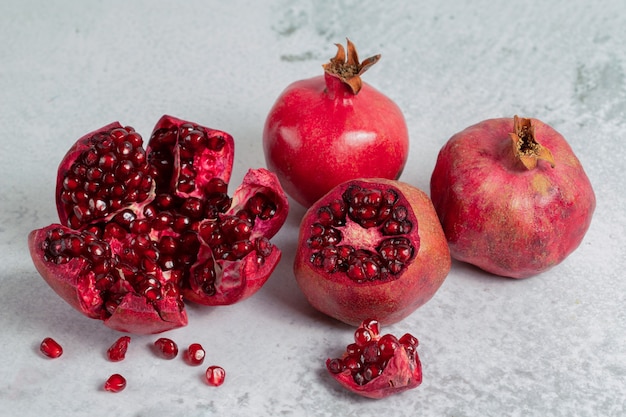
[40, 337, 63, 358]
[106, 336, 131, 361]
[104, 373, 127, 393]
[205, 365, 226, 386]
[154, 337, 178, 359]
[184, 343, 206, 366]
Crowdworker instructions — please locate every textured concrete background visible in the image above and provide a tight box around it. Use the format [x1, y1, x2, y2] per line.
[1, 1, 624, 416]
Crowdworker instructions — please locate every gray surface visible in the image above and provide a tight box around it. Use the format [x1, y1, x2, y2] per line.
[1, 1, 624, 416]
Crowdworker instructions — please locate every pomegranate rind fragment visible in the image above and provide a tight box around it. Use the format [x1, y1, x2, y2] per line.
[294, 178, 450, 326]
[326, 346, 422, 399]
[183, 168, 289, 306]
[326, 320, 422, 399]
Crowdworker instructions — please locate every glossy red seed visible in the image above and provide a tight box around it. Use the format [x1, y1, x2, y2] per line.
[104, 374, 127, 393]
[40, 337, 63, 358]
[106, 336, 131, 362]
[205, 366, 226, 386]
[354, 327, 375, 346]
[154, 337, 178, 359]
[184, 343, 206, 366]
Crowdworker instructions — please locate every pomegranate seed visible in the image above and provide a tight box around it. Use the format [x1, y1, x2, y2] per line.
[205, 366, 226, 386]
[184, 343, 206, 366]
[354, 327, 374, 346]
[40, 337, 63, 358]
[154, 337, 178, 359]
[106, 336, 131, 362]
[104, 374, 127, 393]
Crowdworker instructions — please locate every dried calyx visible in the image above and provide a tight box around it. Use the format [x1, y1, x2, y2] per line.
[509, 115, 555, 170]
[322, 39, 381, 94]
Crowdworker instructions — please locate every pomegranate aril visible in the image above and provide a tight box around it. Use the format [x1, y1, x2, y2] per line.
[363, 364, 382, 381]
[399, 333, 419, 351]
[327, 358, 343, 374]
[378, 334, 400, 360]
[40, 337, 63, 358]
[362, 342, 380, 364]
[361, 318, 380, 337]
[107, 336, 131, 361]
[354, 327, 374, 346]
[205, 366, 226, 386]
[104, 374, 127, 393]
[154, 337, 178, 359]
[184, 343, 206, 366]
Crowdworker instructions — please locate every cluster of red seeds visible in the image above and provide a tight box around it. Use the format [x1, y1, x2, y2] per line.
[326, 319, 418, 386]
[39, 335, 225, 393]
[307, 185, 416, 282]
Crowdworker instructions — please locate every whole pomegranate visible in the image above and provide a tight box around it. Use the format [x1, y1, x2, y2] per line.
[430, 116, 596, 278]
[294, 178, 450, 326]
[263, 39, 409, 208]
[326, 318, 422, 399]
[28, 115, 288, 334]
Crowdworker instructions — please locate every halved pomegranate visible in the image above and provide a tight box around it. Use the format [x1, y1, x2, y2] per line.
[294, 178, 450, 326]
[28, 115, 288, 334]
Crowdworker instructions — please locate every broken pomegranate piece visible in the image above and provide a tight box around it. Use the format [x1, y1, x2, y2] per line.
[28, 115, 289, 334]
[326, 319, 422, 399]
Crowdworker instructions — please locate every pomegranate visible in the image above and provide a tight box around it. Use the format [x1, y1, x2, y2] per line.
[205, 365, 226, 386]
[263, 39, 409, 207]
[28, 115, 289, 334]
[326, 319, 422, 399]
[294, 178, 450, 326]
[154, 337, 178, 359]
[430, 116, 596, 278]
[40, 337, 63, 358]
[106, 336, 131, 361]
[104, 373, 127, 393]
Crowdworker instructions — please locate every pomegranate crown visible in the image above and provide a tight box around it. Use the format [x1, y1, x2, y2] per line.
[322, 39, 381, 94]
[509, 115, 555, 170]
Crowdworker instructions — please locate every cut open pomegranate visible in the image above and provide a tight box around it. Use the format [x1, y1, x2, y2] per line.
[28, 115, 289, 334]
[327, 319, 422, 399]
[294, 178, 450, 326]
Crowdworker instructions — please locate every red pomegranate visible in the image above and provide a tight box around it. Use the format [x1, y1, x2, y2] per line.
[294, 178, 450, 326]
[28, 115, 288, 334]
[263, 39, 409, 208]
[430, 116, 596, 278]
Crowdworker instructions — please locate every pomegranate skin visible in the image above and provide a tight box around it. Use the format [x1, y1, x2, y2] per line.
[263, 42, 409, 208]
[294, 178, 450, 326]
[430, 117, 596, 278]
